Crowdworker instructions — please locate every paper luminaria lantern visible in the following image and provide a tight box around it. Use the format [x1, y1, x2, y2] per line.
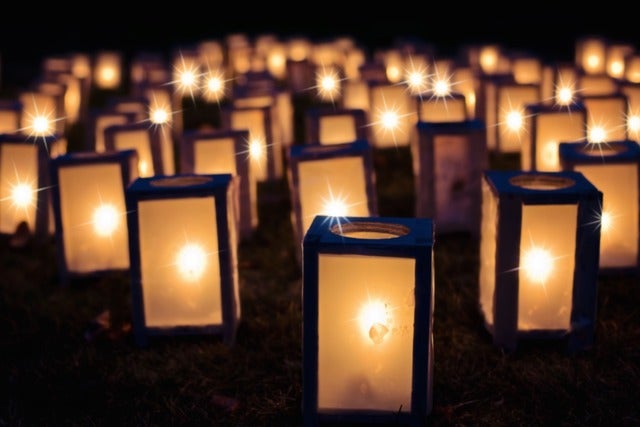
[287, 139, 378, 257]
[479, 170, 602, 352]
[49, 149, 138, 285]
[414, 91, 468, 123]
[103, 122, 163, 177]
[521, 101, 587, 172]
[220, 104, 283, 183]
[0, 133, 56, 239]
[93, 50, 123, 90]
[126, 173, 240, 347]
[581, 93, 628, 143]
[368, 81, 416, 148]
[180, 128, 256, 241]
[559, 140, 640, 275]
[410, 119, 487, 238]
[86, 109, 136, 152]
[302, 215, 434, 426]
[304, 106, 369, 145]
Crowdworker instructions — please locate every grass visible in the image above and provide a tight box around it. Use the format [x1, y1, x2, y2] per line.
[1, 89, 639, 427]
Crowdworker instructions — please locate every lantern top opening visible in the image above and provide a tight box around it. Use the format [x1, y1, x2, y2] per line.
[330, 221, 409, 240]
[509, 174, 575, 191]
[149, 176, 213, 188]
[579, 143, 628, 157]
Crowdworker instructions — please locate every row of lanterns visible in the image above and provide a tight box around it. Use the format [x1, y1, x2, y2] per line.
[1, 32, 639, 426]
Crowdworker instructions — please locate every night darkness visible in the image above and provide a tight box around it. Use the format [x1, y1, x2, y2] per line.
[2, 5, 639, 86]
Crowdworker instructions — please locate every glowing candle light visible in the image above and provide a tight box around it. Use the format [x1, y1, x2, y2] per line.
[505, 109, 524, 131]
[556, 86, 575, 106]
[315, 66, 342, 103]
[11, 182, 33, 209]
[305, 107, 368, 145]
[176, 242, 207, 282]
[303, 216, 434, 425]
[521, 246, 554, 285]
[92, 203, 119, 237]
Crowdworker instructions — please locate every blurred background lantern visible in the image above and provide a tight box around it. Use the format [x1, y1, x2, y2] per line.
[0, 99, 21, 134]
[302, 215, 434, 426]
[180, 129, 256, 242]
[410, 119, 487, 238]
[479, 170, 602, 352]
[287, 140, 378, 257]
[304, 106, 369, 145]
[0, 133, 57, 241]
[93, 50, 123, 91]
[87, 109, 136, 153]
[126, 173, 240, 347]
[581, 93, 629, 143]
[49, 149, 138, 285]
[521, 101, 587, 172]
[103, 122, 164, 178]
[559, 140, 640, 275]
[220, 104, 283, 183]
[368, 81, 415, 148]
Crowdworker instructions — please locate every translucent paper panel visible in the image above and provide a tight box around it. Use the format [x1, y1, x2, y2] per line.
[318, 253, 415, 412]
[0, 144, 38, 234]
[113, 130, 154, 177]
[138, 197, 221, 327]
[319, 115, 356, 145]
[533, 113, 585, 172]
[518, 204, 577, 331]
[58, 163, 129, 272]
[479, 180, 498, 326]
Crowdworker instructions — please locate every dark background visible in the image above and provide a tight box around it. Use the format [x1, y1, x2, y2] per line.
[1, 5, 639, 87]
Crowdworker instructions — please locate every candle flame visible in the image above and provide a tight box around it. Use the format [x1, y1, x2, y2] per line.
[506, 109, 524, 131]
[11, 183, 33, 208]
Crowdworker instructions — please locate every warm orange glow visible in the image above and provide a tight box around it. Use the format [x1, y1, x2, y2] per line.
[556, 86, 574, 106]
[203, 73, 226, 101]
[11, 182, 33, 208]
[139, 160, 149, 177]
[150, 107, 169, 125]
[506, 110, 524, 131]
[358, 299, 390, 345]
[627, 115, 640, 135]
[248, 137, 264, 160]
[432, 78, 451, 97]
[587, 54, 601, 70]
[176, 243, 207, 282]
[381, 110, 400, 130]
[321, 197, 348, 217]
[601, 210, 612, 233]
[316, 67, 341, 102]
[522, 247, 554, 285]
[93, 203, 119, 237]
[588, 125, 607, 143]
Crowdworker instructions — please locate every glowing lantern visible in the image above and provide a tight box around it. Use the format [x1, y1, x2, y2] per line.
[126, 173, 240, 347]
[304, 107, 369, 145]
[103, 122, 163, 177]
[521, 102, 587, 172]
[287, 140, 378, 256]
[0, 100, 21, 134]
[87, 109, 135, 152]
[19, 89, 64, 140]
[410, 119, 487, 237]
[606, 43, 634, 80]
[368, 82, 415, 148]
[575, 36, 607, 75]
[49, 150, 138, 285]
[450, 66, 479, 119]
[484, 76, 541, 153]
[180, 129, 256, 242]
[479, 170, 602, 352]
[511, 54, 542, 85]
[221, 104, 283, 182]
[93, 51, 122, 90]
[302, 215, 434, 425]
[0, 134, 55, 239]
[415, 91, 468, 123]
[560, 140, 640, 274]
[582, 93, 629, 142]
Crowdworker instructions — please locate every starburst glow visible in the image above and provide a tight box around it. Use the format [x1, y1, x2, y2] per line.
[315, 66, 342, 103]
[10, 183, 33, 209]
[556, 86, 574, 106]
[176, 243, 207, 282]
[588, 125, 607, 143]
[92, 203, 119, 237]
[358, 299, 390, 345]
[600, 210, 612, 233]
[522, 247, 554, 285]
[506, 110, 524, 131]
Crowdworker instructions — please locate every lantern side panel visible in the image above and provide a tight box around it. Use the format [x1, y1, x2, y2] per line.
[58, 163, 129, 272]
[479, 179, 498, 326]
[138, 197, 222, 327]
[317, 253, 415, 413]
[517, 203, 577, 331]
[319, 115, 357, 145]
[575, 163, 639, 268]
[534, 113, 585, 172]
[113, 129, 155, 177]
[0, 144, 38, 234]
